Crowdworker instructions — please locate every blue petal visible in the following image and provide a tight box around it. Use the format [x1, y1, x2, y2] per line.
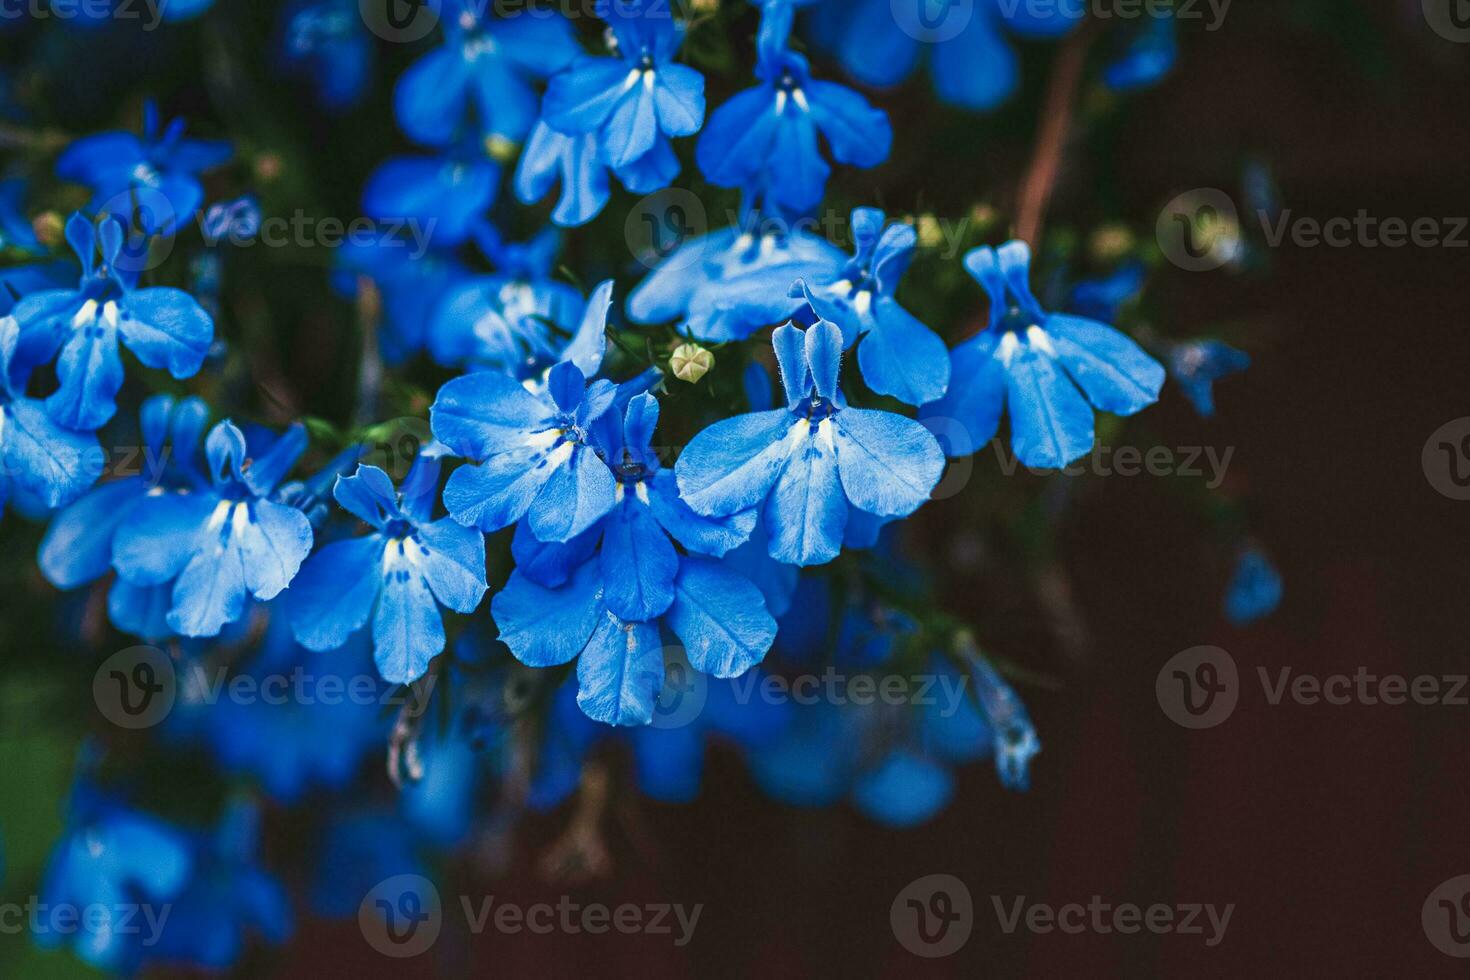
[920, 332, 1006, 458]
[667, 556, 775, 677]
[695, 86, 781, 190]
[393, 47, 470, 147]
[286, 535, 384, 651]
[1, 398, 103, 508]
[852, 751, 954, 828]
[562, 280, 612, 379]
[831, 407, 945, 517]
[527, 443, 617, 543]
[333, 465, 401, 529]
[932, 13, 1018, 110]
[416, 516, 487, 613]
[675, 409, 795, 517]
[653, 62, 705, 136]
[108, 577, 173, 641]
[612, 134, 680, 194]
[764, 422, 847, 566]
[430, 372, 553, 460]
[441, 447, 557, 533]
[111, 491, 215, 585]
[39, 477, 145, 589]
[513, 122, 611, 228]
[575, 613, 664, 727]
[373, 565, 444, 684]
[807, 79, 891, 167]
[167, 543, 249, 637]
[1044, 314, 1165, 417]
[119, 288, 213, 379]
[832, 0, 921, 88]
[492, 561, 603, 667]
[646, 470, 755, 557]
[1004, 343, 1095, 469]
[237, 500, 314, 600]
[602, 85, 659, 170]
[48, 317, 125, 431]
[805, 318, 843, 401]
[511, 517, 601, 588]
[772, 321, 812, 406]
[242, 423, 307, 497]
[599, 494, 678, 621]
[543, 57, 635, 133]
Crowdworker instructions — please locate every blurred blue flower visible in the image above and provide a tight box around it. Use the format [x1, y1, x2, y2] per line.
[362, 149, 499, 249]
[1103, 15, 1177, 92]
[277, 0, 374, 111]
[1225, 546, 1282, 625]
[111, 419, 313, 637]
[1169, 339, 1250, 418]
[921, 240, 1165, 465]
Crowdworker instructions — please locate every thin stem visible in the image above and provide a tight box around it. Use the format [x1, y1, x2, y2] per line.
[1015, 24, 1097, 246]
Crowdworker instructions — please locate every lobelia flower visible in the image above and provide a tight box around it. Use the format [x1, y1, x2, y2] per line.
[0, 314, 100, 515]
[798, 207, 950, 405]
[39, 394, 209, 639]
[111, 419, 314, 638]
[920, 240, 1165, 466]
[540, 0, 705, 175]
[513, 120, 613, 227]
[1169, 339, 1250, 418]
[55, 102, 230, 233]
[362, 148, 498, 250]
[426, 228, 594, 373]
[696, 45, 890, 214]
[626, 196, 847, 342]
[1224, 545, 1282, 626]
[276, 0, 375, 112]
[676, 319, 946, 567]
[393, 0, 579, 147]
[494, 392, 777, 726]
[431, 352, 619, 543]
[286, 457, 488, 686]
[806, 0, 1081, 111]
[7, 214, 213, 431]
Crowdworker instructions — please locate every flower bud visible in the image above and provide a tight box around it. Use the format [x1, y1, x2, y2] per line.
[670, 343, 714, 384]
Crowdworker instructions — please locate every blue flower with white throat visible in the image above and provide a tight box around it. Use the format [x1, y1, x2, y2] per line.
[676, 319, 946, 567]
[921, 240, 1165, 467]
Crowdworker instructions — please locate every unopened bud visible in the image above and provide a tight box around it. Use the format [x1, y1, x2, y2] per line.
[670, 343, 714, 383]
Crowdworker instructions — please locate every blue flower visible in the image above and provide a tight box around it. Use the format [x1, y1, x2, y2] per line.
[626, 199, 847, 342]
[921, 240, 1165, 465]
[426, 231, 597, 373]
[696, 47, 889, 213]
[495, 392, 776, 726]
[39, 394, 208, 638]
[111, 419, 314, 638]
[8, 213, 214, 430]
[1169, 339, 1250, 418]
[393, 0, 579, 147]
[540, 0, 705, 173]
[1068, 259, 1146, 323]
[38, 793, 193, 972]
[799, 207, 950, 405]
[277, 0, 374, 111]
[513, 120, 613, 227]
[676, 319, 946, 566]
[0, 314, 100, 514]
[334, 235, 467, 364]
[362, 150, 498, 249]
[431, 341, 621, 542]
[286, 458, 488, 685]
[807, 0, 1080, 111]
[1103, 15, 1178, 92]
[1224, 546, 1282, 626]
[55, 102, 230, 233]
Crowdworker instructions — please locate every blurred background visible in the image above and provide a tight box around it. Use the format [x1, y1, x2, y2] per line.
[2, 0, 1468, 976]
